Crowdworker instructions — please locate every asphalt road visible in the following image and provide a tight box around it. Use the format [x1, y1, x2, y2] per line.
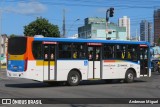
[0, 69, 160, 107]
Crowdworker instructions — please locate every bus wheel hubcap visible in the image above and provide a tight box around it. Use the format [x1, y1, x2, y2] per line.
[128, 73, 133, 80]
[71, 75, 78, 83]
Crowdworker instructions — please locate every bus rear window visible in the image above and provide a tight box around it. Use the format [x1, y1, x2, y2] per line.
[8, 37, 27, 55]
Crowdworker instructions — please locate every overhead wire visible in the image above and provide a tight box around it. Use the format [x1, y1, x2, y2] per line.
[3, 0, 159, 35]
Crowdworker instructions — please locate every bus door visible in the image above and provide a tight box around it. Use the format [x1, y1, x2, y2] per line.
[87, 43, 102, 79]
[43, 42, 56, 81]
[139, 45, 149, 76]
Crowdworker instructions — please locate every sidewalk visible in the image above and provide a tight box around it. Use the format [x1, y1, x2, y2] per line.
[0, 69, 7, 80]
[1, 65, 6, 69]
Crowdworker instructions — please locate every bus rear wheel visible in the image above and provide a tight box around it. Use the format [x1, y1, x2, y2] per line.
[67, 70, 80, 86]
[124, 69, 134, 83]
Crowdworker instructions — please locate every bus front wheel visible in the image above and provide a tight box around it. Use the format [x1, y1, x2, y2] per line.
[124, 69, 134, 83]
[67, 70, 80, 86]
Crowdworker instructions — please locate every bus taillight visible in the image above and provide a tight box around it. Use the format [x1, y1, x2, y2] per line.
[24, 58, 28, 71]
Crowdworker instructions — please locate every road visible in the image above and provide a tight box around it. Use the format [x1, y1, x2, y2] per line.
[0, 69, 160, 107]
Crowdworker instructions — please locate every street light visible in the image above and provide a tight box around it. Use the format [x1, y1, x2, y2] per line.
[66, 19, 80, 37]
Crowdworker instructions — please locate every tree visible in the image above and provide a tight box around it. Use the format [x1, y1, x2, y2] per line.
[10, 34, 17, 38]
[24, 17, 60, 37]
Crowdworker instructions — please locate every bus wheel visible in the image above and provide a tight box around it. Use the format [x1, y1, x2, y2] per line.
[124, 69, 134, 83]
[67, 70, 80, 86]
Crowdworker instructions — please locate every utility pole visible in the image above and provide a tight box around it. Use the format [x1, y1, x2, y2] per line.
[62, 9, 66, 38]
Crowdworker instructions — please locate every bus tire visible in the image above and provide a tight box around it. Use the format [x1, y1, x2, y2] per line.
[124, 69, 134, 83]
[67, 70, 80, 86]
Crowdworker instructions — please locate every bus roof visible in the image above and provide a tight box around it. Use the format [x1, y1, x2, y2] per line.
[33, 37, 150, 45]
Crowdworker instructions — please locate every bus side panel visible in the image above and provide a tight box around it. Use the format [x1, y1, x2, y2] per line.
[25, 60, 44, 81]
[56, 60, 88, 81]
[25, 37, 34, 60]
[102, 60, 140, 79]
[102, 60, 117, 79]
[22, 37, 44, 81]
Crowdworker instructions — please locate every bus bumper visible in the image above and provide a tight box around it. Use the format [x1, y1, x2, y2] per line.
[7, 70, 25, 78]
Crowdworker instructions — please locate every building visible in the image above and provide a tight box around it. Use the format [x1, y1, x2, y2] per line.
[78, 17, 127, 40]
[106, 22, 127, 40]
[118, 16, 130, 40]
[78, 17, 106, 39]
[154, 9, 160, 45]
[140, 20, 152, 44]
[0, 34, 8, 64]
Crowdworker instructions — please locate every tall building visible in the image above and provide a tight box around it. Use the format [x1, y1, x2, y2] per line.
[78, 17, 127, 40]
[154, 9, 160, 45]
[140, 20, 152, 44]
[118, 16, 130, 40]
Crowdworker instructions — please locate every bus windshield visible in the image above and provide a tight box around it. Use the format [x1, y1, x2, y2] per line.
[8, 37, 27, 55]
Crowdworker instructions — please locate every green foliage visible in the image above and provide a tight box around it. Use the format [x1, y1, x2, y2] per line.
[10, 34, 17, 38]
[24, 17, 60, 37]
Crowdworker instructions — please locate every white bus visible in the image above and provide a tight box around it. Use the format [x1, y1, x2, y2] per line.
[7, 37, 151, 86]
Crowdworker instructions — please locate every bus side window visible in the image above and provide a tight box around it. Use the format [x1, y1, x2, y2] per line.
[128, 45, 138, 61]
[103, 45, 114, 59]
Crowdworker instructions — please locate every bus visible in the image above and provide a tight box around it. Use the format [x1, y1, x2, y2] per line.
[7, 36, 151, 86]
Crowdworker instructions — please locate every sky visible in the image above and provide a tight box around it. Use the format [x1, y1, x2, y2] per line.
[0, 0, 160, 37]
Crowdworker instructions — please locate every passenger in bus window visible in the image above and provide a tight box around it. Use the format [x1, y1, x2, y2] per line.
[45, 53, 48, 59]
[121, 50, 125, 59]
[128, 52, 131, 59]
[80, 52, 86, 59]
[51, 53, 54, 60]
[83, 52, 86, 58]
[73, 51, 77, 59]
[132, 52, 137, 61]
[89, 51, 93, 60]
[96, 53, 99, 60]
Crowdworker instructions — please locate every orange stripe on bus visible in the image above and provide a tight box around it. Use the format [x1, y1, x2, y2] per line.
[24, 37, 35, 60]
[104, 60, 116, 62]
